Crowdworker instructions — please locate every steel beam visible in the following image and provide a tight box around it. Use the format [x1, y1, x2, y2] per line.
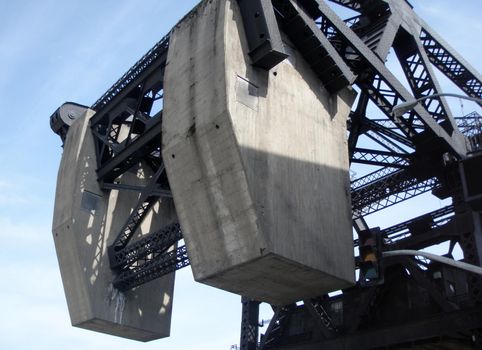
[240, 299, 261, 350]
[91, 34, 170, 116]
[259, 305, 296, 350]
[419, 23, 482, 102]
[365, 118, 413, 148]
[110, 223, 182, 270]
[351, 147, 409, 167]
[347, 93, 369, 159]
[113, 245, 189, 291]
[273, 0, 356, 93]
[96, 114, 162, 182]
[394, 28, 458, 136]
[237, 0, 288, 69]
[351, 168, 439, 217]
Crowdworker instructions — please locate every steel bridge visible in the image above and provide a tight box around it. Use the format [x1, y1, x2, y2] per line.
[51, 0, 482, 348]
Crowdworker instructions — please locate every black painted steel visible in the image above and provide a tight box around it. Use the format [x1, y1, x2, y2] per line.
[351, 168, 439, 217]
[50, 102, 89, 143]
[273, 0, 355, 93]
[311, 0, 466, 156]
[420, 28, 482, 103]
[258, 305, 296, 350]
[113, 245, 190, 292]
[351, 147, 410, 168]
[90, 33, 170, 113]
[240, 299, 261, 350]
[110, 223, 182, 269]
[237, 0, 288, 69]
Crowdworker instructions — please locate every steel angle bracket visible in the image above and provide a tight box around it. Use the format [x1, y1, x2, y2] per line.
[236, 0, 288, 70]
[276, 0, 356, 93]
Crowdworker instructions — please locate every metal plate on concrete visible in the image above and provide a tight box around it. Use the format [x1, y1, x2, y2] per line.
[236, 75, 259, 111]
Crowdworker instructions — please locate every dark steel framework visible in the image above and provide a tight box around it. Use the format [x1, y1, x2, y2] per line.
[52, 0, 482, 348]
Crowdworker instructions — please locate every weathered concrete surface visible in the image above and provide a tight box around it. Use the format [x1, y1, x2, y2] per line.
[52, 110, 176, 341]
[163, 0, 356, 305]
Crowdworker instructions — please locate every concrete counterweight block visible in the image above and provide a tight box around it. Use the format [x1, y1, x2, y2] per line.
[163, 0, 356, 305]
[52, 110, 176, 341]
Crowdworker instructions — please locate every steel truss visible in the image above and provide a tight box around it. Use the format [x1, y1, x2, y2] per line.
[87, 33, 184, 292]
[51, 0, 482, 348]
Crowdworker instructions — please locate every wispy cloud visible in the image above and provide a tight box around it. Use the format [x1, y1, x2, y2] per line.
[0, 175, 51, 209]
[0, 216, 50, 244]
[414, 0, 482, 66]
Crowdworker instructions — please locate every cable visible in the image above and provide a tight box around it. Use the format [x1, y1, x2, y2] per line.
[382, 249, 482, 276]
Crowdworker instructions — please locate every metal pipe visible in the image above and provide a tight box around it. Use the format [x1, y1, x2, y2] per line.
[383, 249, 482, 276]
[392, 93, 482, 117]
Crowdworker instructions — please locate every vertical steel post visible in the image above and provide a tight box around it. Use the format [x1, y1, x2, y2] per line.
[240, 297, 260, 350]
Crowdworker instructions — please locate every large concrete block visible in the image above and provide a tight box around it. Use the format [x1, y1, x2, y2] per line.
[163, 0, 356, 305]
[52, 110, 176, 341]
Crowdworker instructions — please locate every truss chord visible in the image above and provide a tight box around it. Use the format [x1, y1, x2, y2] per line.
[111, 223, 182, 269]
[420, 28, 482, 102]
[383, 205, 454, 239]
[394, 30, 459, 135]
[351, 167, 439, 217]
[365, 122, 413, 151]
[91, 33, 170, 112]
[113, 245, 190, 291]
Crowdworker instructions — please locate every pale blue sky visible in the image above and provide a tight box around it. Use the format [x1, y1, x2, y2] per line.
[0, 1, 480, 349]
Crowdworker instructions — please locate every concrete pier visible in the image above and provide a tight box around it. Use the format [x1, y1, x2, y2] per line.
[163, 0, 356, 305]
[52, 110, 176, 341]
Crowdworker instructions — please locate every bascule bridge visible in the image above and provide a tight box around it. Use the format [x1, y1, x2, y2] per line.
[50, 0, 482, 348]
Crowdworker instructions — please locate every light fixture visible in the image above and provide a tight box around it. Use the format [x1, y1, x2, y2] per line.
[392, 93, 482, 117]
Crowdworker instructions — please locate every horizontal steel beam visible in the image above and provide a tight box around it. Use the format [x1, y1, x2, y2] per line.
[351, 168, 438, 217]
[352, 147, 410, 167]
[101, 182, 172, 198]
[113, 245, 190, 291]
[110, 222, 182, 269]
